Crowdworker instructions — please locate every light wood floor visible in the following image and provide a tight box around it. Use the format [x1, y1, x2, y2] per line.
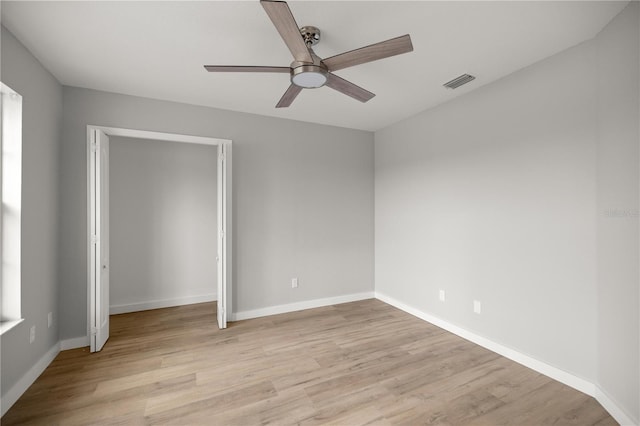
[4, 300, 616, 425]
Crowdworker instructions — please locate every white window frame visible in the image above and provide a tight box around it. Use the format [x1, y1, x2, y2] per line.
[1, 82, 24, 334]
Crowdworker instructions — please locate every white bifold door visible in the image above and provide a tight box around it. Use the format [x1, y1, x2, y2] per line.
[89, 129, 110, 352]
[217, 143, 228, 329]
[88, 127, 231, 351]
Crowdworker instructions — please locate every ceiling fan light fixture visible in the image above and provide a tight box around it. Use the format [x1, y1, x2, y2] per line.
[291, 65, 328, 88]
[204, 1, 414, 107]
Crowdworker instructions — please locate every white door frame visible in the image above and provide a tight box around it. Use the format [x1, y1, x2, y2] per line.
[86, 125, 233, 351]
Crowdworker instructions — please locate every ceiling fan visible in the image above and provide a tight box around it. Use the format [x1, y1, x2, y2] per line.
[204, 0, 414, 108]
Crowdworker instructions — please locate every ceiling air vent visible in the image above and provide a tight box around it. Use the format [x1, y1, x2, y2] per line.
[443, 74, 476, 89]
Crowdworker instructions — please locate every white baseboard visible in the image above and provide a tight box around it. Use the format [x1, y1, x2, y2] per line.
[374, 291, 596, 396]
[110, 293, 217, 315]
[230, 292, 375, 321]
[595, 386, 638, 426]
[1, 342, 60, 417]
[60, 336, 90, 350]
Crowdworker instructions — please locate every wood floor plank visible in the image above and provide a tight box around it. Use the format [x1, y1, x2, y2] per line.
[144, 380, 277, 424]
[2, 300, 616, 426]
[198, 388, 317, 426]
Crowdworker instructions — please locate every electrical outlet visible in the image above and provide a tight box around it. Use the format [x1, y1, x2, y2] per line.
[291, 278, 298, 288]
[29, 325, 36, 343]
[473, 300, 482, 314]
[439, 290, 446, 302]
[48, 312, 53, 328]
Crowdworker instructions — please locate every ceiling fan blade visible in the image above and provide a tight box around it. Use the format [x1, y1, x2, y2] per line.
[261, 0, 313, 63]
[325, 73, 375, 103]
[276, 84, 303, 108]
[204, 65, 290, 73]
[322, 34, 413, 72]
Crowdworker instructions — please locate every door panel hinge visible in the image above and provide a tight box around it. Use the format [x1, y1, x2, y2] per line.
[91, 327, 97, 336]
[90, 143, 98, 152]
[91, 235, 98, 244]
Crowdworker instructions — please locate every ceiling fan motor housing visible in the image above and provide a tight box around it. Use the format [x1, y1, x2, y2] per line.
[290, 49, 328, 88]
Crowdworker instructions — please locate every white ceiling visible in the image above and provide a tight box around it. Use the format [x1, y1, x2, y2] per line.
[1, 1, 627, 131]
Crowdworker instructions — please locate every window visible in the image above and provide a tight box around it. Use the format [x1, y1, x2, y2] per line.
[1, 82, 23, 334]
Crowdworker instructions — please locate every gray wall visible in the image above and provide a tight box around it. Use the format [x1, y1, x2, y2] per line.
[375, 40, 599, 381]
[375, 3, 640, 421]
[60, 87, 374, 339]
[595, 2, 639, 422]
[110, 137, 218, 312]
[0, 27, 62, 397]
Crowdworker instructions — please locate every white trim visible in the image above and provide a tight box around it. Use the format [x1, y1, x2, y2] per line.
[0, 318, 24, 335]
[86, 126, 94, 348]
[595, 386, 638, 426]
[216, 143, 228, 329]
[374, 291, 596, 396]
[1, 83, 23, 323]
[0, 342, 60, 417]
[89, 126, 230, 147]
[110, 294, 217, 315]
[225, 144, 233, 326]
[230, 292, 374, 321]
[60, 336, 90, 350]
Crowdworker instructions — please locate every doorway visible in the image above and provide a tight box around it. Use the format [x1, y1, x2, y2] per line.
[87, 125, 232, 352]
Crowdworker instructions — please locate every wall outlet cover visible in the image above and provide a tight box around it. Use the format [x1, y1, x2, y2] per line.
[473, 300, 482, 314]
[291, 278, 299, 288]
[439, 290, 446, 302]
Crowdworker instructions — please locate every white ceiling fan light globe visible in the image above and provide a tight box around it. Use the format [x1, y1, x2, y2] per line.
[290, 65, 328, 88]
[292, 71, 327, 88]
